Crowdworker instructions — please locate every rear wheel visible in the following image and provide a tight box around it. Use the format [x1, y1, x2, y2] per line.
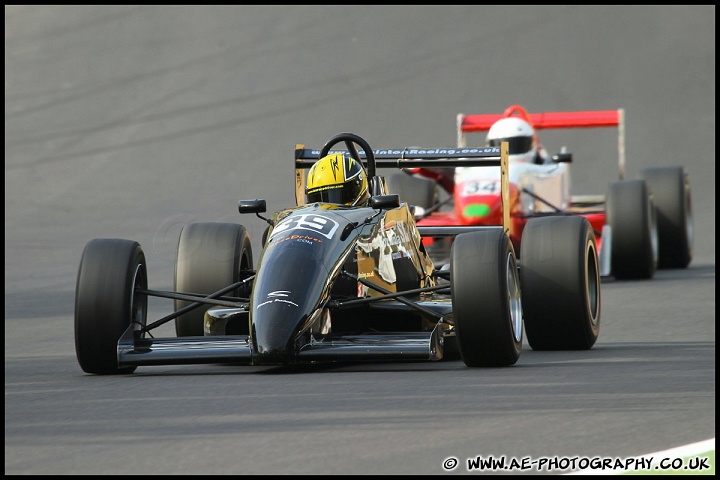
[520, 216, 600, 350]
[451, 229, 522, 367]
[75, 239, 147, 374]
[175, 223, 253, 336]
[639, 166, 692, 269]
[605, 179, 658, 280]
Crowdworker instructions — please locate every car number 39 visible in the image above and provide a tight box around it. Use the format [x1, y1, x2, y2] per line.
[270, 214, 340, 240]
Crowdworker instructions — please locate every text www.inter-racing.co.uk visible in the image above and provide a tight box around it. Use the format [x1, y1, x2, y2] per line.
[441, 455, 712, 473]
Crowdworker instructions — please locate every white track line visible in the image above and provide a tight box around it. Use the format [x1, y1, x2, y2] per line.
[565, 438, 715, 475]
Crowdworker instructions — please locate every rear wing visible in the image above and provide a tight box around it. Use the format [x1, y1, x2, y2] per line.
[457, 105, 626, 179]
[294, 144, 511, 233]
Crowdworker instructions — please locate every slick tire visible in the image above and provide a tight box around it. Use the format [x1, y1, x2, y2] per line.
[639, 166, 693, 269]
[605, 179, 658, 280]
[75, 238, 147, 375]
[451, 229, 522, 367]
[175, 223, 253, 337]
[520, 216, 601, 350]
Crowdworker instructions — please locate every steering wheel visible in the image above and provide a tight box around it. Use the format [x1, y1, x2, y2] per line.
[319, 132, 376, 178]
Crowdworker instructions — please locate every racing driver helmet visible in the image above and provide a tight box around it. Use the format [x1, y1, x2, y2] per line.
[306, 153, 369, 206]
[486, 117, 538, 164]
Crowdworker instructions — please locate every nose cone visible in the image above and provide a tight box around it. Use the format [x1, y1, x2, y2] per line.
[251, 301, 310, 365]
[250, 243, 330, 365]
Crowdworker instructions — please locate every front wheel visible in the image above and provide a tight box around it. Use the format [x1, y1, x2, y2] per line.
[451, 229, 522, 367]
[520, 216, 600, 350]
[75, 239, 147, 374]
[175, 223, 253, 336]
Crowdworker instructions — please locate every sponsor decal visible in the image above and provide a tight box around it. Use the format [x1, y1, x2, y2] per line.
[308, 147, 500, 157]
[268, 234, 324, 248]
[256, 290, 299, 309]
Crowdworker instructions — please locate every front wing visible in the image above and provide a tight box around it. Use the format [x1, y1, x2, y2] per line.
[117, 298, 449, 367]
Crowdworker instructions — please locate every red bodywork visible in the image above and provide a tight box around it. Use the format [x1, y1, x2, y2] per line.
[414, 105, 624, 254]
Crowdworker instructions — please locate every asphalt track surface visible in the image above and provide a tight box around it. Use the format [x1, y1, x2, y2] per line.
[5, 5, 715, 475]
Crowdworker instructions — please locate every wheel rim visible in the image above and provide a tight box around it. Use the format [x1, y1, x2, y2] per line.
[506, 252, 523, 343]
[684, 178, 694, 253]
[130, 264, 147, 334]
[586, 241, 600, 327]
[649, 196, 659, 266]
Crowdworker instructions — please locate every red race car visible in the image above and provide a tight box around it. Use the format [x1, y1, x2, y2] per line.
[386, 104, 693, 280]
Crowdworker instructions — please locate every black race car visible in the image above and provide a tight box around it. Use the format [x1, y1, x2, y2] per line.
[74, 132, 601, 374]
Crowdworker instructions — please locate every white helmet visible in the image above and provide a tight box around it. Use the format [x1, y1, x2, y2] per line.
[486, 117, 537, 164]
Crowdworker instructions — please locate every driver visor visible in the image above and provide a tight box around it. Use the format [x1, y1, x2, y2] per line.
[307, 184, 357, 205]
[488, 135, 534, 155]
